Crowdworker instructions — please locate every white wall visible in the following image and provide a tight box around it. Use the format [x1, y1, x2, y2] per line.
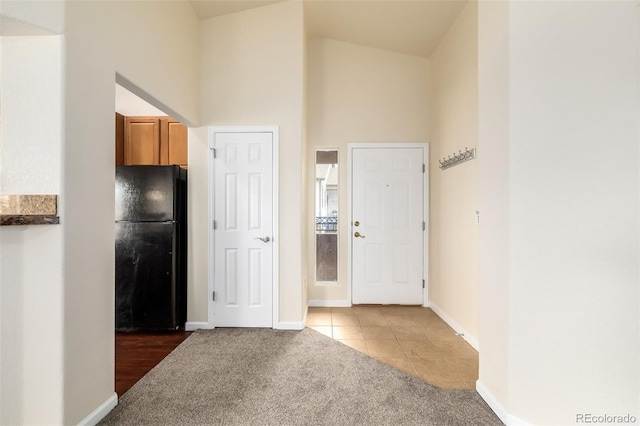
[196, 1, 305, 324]
[1, 36, 62, 194]
[1, 1, 200, 424]
[306, 38, 429, 304]
[0, 35, 64, 425]
[0, 0, 64, 35]
[428, 1, 479, 346]
[478, 1, 639, 424]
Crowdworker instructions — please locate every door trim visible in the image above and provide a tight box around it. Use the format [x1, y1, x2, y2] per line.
[207, 126, 280, 328]
[347, 143, 429, 307]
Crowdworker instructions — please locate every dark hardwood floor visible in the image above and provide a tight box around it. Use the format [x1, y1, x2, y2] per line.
[115, 330, 192, 397]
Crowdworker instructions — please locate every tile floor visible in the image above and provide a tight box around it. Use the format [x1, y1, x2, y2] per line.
[306, 305, 478, 389]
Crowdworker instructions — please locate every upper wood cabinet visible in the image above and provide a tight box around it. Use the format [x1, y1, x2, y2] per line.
[118, 115, 188, 168]
[162, 119, 188, 169]
[115, 113, 125, 166]
[125, 117, 161, 165]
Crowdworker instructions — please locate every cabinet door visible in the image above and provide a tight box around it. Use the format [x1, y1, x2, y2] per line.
[161, 118, 188, 168]
[124, 117, 160, 165]
[115, 113, 125, 166]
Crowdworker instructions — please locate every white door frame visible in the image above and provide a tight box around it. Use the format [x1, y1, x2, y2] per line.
[208, 126, 280, 328]
[347, 142, 429, 306]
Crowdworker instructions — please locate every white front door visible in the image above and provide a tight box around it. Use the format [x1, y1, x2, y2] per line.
[351, 145, 427, 305]
[211, 129, 276, 327]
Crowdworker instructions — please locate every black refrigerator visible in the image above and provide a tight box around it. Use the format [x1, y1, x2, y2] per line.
[115, 165, 187, 330]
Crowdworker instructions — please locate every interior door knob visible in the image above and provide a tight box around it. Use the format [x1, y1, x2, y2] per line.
[354, 232, 365, 238]
[254, 236, 271, 243]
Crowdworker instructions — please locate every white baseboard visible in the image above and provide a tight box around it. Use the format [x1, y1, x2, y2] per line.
[187, 321, 304, 330]
[274, 321, 305, 330]
[476, 380, 530, 426]
[77, 392, 117, 426]
[308, 299, 352, 307]
[429, 303, 479, 351]
[185, 322, 213, 331]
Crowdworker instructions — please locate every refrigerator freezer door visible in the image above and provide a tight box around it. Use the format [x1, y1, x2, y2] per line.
[115, 165, 177, 222]
[116, 222, 178, 330]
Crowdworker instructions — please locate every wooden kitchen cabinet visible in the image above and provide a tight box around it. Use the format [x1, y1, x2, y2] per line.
[121, 116, 188, 168]
[124, 117, 161, 165]
[115, 113, 125, 166]
[161, 119, 188, 169]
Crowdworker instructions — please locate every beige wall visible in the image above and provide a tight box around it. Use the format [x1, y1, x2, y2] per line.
[195, 1, 306, 325]
[63, 3, 200, 422]
[478, 1, 639, 423]
[186, 125, 209, 324]
[477, 0, 510, 410]
[428, 1, 479, 345]
[0, 1, 201, 423]
[306, 38, 430, 304]
[301, 21, 310, 318]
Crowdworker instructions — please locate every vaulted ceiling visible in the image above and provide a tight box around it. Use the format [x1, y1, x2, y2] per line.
[118, 1, 466, 114]
[188, 0, 467, 58]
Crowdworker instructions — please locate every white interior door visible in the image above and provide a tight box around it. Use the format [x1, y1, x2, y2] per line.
[351, 146, 426, 305]
[212, 130, 274, 327]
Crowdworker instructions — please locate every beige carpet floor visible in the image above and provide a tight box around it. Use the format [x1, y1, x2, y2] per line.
[100, 328, 502, 425]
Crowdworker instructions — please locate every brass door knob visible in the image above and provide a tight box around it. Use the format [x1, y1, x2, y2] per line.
[354, 232, 365, 238]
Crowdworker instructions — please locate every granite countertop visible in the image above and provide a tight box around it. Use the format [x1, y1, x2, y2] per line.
[0, 195, 60, 226]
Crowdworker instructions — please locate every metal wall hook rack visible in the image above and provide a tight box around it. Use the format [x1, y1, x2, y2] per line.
[439, 147, 476, 170]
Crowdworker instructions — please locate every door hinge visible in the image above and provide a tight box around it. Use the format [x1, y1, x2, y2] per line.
[212, 291, 216, 301]
[422, 280, 425, 289]
[212, 220, 217, 230]
[422, 221, 426, 231]
[212, 148, 217, 158]
[422, 163, 426, 173]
